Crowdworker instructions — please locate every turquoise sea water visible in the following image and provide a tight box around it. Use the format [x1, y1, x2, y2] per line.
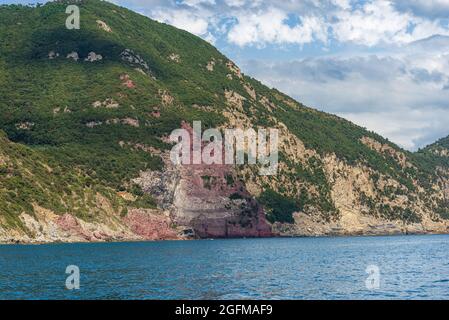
[0, 235, 448, 300]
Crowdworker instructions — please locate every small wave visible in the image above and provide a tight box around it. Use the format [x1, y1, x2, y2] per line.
[433, 279, 449, 283]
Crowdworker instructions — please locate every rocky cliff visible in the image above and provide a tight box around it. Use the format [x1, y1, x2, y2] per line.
[0, 0, 448, 243]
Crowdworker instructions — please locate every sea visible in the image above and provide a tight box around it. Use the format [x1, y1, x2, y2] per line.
[0, 235, 448, 299]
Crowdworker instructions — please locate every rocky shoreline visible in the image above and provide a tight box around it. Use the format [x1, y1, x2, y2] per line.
[2, 226, 448, 245]
[1, 197, 448, 245]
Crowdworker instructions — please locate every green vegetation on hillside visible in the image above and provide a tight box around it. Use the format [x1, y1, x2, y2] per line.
[258, 189, 299, 224]
[0, 0, 447, 228]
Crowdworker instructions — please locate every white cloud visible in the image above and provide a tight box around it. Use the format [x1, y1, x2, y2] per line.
[240, 52, 449, 150]
[132, 0, 449, 47]
[333, 1, 410, 46]
[342, 108, 449, 150]
[181, 0, 216, 7]
[395, 0, 449, 18]
[224, 0, 250, 7]
[411, 0, 449, 8]
[227, 8, 328, 46]
[151, 8, 211, 37]
[331, 0, 352, 10]
[332, 0, 449, 46]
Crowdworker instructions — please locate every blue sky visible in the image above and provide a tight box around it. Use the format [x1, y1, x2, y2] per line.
[2, 0, 449, 150]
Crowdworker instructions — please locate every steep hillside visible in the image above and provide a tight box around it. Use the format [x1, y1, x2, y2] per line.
[421, 136, 449, 160]
[0, 0, 448, 242]
[416, 136, 449, 220]
[0, 130, 183, 242]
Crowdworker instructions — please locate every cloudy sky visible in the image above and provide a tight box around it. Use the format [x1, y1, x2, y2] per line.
[3, 0, 449, 150]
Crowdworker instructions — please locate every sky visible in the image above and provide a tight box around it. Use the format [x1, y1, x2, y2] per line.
[2, 0, 449, 150]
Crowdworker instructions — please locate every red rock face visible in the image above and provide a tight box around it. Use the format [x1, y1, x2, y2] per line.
[56, 214, 125, 241]
[191, 207, 273, 238]
[172, 122, 273, 238]
[56, 214, 91, 240]
[122, 209, 180, 240]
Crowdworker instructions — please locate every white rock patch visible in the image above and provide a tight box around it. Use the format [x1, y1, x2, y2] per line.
[48, 51, 59, 59]
[206, 60, 215, 71]
[66, 51, 79, 61]
[86, 121, 103, 128]
[92, 98, 119, 109]
[120, 49, 155, 79]
[96, 20, 112, 32]
[168, 53, 180, 63]
[15, 122, 34, 130]
[85, 52, 103, 62]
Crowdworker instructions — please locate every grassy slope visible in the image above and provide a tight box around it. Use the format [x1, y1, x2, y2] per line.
[0, 130, 129, 229]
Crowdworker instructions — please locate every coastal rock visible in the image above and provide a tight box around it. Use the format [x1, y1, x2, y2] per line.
[122, 208, 180, 240]
[133, 124, 273, 239]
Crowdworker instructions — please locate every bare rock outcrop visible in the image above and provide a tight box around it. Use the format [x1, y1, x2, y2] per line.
[85, 52, 103, 62]
[122, 208, 180, 240]
[48, 51, 59, 59]
[206, 59, 215, 71]
[133, 123, 272, 239]
[120, 49, 155, 78]
[168, 53, 180, 63]
[66, 51, 79, 61]
[96, 20, 112, 32]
